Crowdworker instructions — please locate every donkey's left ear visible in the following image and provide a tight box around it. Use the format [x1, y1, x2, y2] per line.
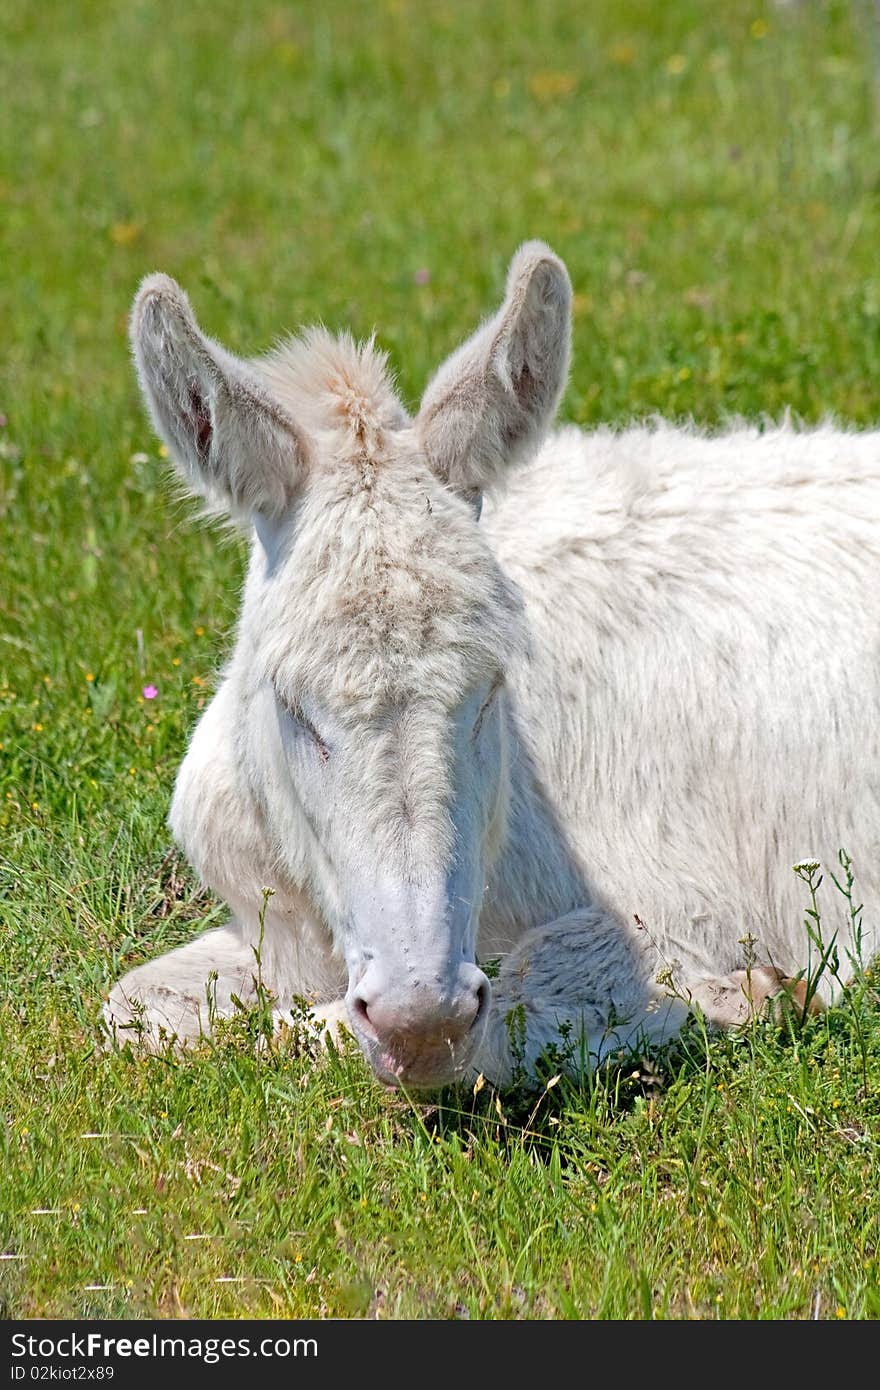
[416, 241, 571, 495]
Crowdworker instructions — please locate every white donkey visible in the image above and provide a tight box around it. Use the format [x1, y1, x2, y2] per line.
[106, 242, 879, 1088]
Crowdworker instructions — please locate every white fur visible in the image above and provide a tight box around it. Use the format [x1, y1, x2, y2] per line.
[106, 243, 880, 1087]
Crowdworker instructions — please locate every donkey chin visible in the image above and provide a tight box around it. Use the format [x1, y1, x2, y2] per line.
[356, 1030, 486, 1091]
[348, 999, 491, 1090]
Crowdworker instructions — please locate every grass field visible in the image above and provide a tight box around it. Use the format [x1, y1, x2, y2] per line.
[2, 0, 879, 1319]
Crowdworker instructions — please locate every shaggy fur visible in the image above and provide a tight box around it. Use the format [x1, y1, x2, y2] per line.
[106, 242, 880, 1088]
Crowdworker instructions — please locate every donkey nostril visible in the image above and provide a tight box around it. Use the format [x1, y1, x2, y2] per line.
[351, 993, 376, 1037]
[473, 980, 489, 1027]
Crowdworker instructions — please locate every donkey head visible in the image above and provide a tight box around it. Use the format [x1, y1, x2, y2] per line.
[130, 243, 571, 1086]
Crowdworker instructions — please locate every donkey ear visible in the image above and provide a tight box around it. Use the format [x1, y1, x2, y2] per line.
[130, 274, 311, 519]
[416, 241, 571, 495]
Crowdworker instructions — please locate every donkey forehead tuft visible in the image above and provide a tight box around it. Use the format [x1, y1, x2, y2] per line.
[258, 327, 409, 445]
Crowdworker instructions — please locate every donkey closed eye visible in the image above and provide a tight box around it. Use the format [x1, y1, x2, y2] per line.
[472, 678, 503, 741]
[276, 694, 330, 763]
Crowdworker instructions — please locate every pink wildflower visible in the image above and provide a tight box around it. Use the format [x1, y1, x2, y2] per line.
[142, 684, 158, 700]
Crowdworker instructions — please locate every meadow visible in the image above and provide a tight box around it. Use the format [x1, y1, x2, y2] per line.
[1, 0, 879, 1319]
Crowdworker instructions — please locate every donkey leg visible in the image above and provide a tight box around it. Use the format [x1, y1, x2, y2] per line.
[472, 910, 828, 1086]
[103, 925, 259, 1050]
[688, 965, 825, 1027]
[474, 908, 688, 1086]
[105, 918, 348, 1052]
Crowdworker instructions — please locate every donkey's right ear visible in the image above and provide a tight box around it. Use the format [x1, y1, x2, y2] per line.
[130, 274, 311, 519]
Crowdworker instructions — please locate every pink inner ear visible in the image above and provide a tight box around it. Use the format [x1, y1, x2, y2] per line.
[187, 383, 213, 463]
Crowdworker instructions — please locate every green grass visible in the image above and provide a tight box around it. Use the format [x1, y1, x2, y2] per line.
[1, 0, 879, 1319]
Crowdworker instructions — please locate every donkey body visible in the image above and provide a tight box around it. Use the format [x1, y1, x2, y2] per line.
[106, 244, 880, 1087]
